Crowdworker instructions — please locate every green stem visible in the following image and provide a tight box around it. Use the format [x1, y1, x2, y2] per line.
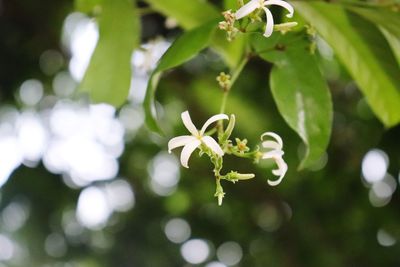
[217, 56, 249, 133]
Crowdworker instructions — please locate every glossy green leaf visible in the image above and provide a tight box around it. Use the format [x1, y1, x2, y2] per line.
[347, 6, 400, 66]
[144, 20, 218, 133]
[268, 37, 332, 169]
[79, 0, 139, 107]
[75, 0, 101, 14]
[294, 2, 400, 127]
[144, 0, 246, 68]
[380, 27, 400, 66]
[144, 0, 219, 29]
[348, 6, 400, 37]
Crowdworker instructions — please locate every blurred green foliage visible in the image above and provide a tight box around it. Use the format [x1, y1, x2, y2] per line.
[0, 0, 399, 267]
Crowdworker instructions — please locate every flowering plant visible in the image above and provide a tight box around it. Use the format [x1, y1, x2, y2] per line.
[169, 110, 287, 205]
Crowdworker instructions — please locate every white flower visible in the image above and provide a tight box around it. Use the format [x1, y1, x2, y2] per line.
[168, 111, 229, 168]
[235, 0, 294, 37]
[260, 132, 288, 186]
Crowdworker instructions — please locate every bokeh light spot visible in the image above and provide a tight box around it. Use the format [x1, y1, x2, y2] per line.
[377, 229, 396, 247]
[180, 239, 210, 264]
[164, 218, 191, 244]
[76, 186, 111, 229]
[362, 149, 388, 184]
[216, 241, 243, 266]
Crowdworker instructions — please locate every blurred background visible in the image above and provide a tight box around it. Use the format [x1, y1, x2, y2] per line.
[0, 0, 400, 266]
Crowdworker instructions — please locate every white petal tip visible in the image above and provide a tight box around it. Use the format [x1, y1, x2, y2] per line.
[267, 179, 282, 186]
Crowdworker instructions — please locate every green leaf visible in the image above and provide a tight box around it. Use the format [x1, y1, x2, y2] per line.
[293, 2, 400, 127]
[349, 7, 400, 64]
[75, 0, 101, 14]
[144, 0, 219, 29]
[224, 0, 237, 10]
[347, 6, 400, 66]
[79, 0, 140, 107]
[144, 20, 218, 133]
[268, 36, 332, 169]
[348, 6, 400, 37]
[380, 27, 400, 66]
[144, 0, 246, 68]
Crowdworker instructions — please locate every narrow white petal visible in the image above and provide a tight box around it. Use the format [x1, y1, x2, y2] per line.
[268, 175, 284, 186]
[168, 135, 197, 153]
[261, 132, 283, 148]
[199, 114, 229, 135]
[262, 150, 284, 159]
[264, 0, 294, 17]
[181, 111, 199, 136]
[262, 7, 274, 37]
[262, 140, 281, 150]
[235, 0, 259, 19]
[180, 139, 201, 168]
[268, 157, 288, 186]
[202, 136, 224, 156]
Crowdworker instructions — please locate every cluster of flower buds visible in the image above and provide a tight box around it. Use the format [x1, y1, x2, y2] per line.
[219, 0, 297, 40]
[168, 110, 288, 206]
[218, 10, 240, 41]
[216, 72, 231, 91]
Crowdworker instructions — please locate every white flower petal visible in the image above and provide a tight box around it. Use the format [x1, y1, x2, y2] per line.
[202, 136, 224, 156]
[262, 7, 274, 37]
[262, 140, 281, 150]
[199, 114, 229, 136]
[261, 132, 283, 148]
[262, 150, 284, 159]
[181, 111, 199, 136]
[168, 135, 197, 153]
[235, 0, 260, 19]
[268, 157, 288, 186]
[264, 0, 294, 18]
[180, 139, 201, 168]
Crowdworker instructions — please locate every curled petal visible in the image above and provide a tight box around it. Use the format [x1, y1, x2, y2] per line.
[268, 157, 288, 186]
[181, 111, 199, 136]
[264, 0, 294, 18]
[262, 140, 281, 150]
[262, 7, 274, 37]
[180, 139, 202, 168]
[200, 114, 229, 136]
[168, 135, 197, 153]
[262, 150, 284, 159]
[202, 136, 224, 156]
[261, 132, 283, 148]
[235, 0, 260, 19]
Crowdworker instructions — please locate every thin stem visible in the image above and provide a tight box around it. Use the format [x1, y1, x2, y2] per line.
[217, 56, 249, 133]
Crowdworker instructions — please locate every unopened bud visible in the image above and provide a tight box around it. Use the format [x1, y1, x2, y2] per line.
[225, 171, 255, 183]
[220, 114, 235, 143]
[274, 22, 298, 34]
